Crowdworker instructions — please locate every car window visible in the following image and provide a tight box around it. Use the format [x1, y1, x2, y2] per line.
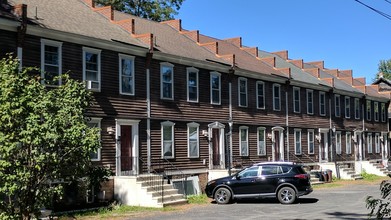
[238, 166, 259, 178]
[262, 166, 279, 175]
[281, 166, 292, 173]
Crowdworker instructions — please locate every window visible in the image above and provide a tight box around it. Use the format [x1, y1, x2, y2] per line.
[336, 132, 342, 154]
[308, 130, 314, 154]
[187, 67, 199, 102]
[319, 92, 326, 116]
[367, 133, 373, 154]
[210, 72, 221, 105]
[273, 84, 281, 111]
[293, 87, 300, 113]
[355, 98, 360, 119]
[346, 132, 352, 154]
[160, 62, 174, 100]
[345, 96, 351, 118]
[83, 47, 101, 91]
[374, 102, 379, 122]
[238, 166, 259, 178]
[294, 129, 302, 155]
[381, 103, 386, 122]
[87, 118, 102, 161]
[41, 39, 62, 86]
[119, 54, 135, 95]
[256, 81, 265, 109]
[307, 90, 314, 114]
[238, 77, 248, 107]
[375, 133, 380, 153]
[161, 121, 175, 158]
[187, 122, 199, 158]
[335, 95, 340, 117]
[261, 165, 284, 175]
[366, 100, 371, 121]
[257, 127, 266, 156]
[239, 126, 249, 156]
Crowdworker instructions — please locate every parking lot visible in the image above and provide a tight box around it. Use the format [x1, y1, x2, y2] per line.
[136, 183, 382, 220]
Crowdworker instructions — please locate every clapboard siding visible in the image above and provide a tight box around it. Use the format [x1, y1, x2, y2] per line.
[0, 30, 17, 57]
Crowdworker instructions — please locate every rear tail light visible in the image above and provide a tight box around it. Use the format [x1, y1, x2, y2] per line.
[294, 174, 308, 179]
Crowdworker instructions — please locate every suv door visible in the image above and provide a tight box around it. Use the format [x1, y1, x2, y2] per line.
[258, 165, 284, 193]
[230, 166, 261, 195]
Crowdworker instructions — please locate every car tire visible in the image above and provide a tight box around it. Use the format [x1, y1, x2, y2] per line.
[277, 186, 296, 204]
[214, 187, 231, 204]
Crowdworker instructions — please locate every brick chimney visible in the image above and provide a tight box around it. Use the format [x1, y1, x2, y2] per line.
[199, 41, 218, 54]
[161, 19, 182, 31]
[259, 57, 275, 67]
[94, 6, 113, 20]
[241, 47, 258, 57]
[224, 37, 242, 47]
[307, 61, 324, 69]
[287, 59, 303, 69]
[272, 50, 288, 60]
[114, 19, 135, 34]
[83, 0, 95, 8]
[180, 30, 199, 43]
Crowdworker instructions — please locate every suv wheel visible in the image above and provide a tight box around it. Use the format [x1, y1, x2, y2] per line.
[277, 186, 296, 204]
[214, 187, 231, 204]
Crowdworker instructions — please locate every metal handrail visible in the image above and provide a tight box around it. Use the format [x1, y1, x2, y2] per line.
[289, 152, 304, 164]
[163, 158, 187, 198]
[300, 152, 317, 164]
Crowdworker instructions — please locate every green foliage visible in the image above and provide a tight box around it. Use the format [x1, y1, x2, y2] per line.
[95, 0, 185, 21]
[367, 179, 391, 219]
[0, 55, 100, 219]
[187, 194, 208, 204]
[362, 170, 382, 181]
[375, 59, 391, 80]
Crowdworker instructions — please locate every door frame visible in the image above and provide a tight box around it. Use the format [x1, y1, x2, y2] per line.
[318, 128, 329, 162]
[354, 131, 363, 161]
[272, 126, 284, 161]
[115, 119, 140, 176]
[208, 122, 225, 169]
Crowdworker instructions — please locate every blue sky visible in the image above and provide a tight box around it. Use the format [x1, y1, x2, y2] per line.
[176, 0, 391, 84]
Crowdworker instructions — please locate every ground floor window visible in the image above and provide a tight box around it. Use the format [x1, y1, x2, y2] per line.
[161, 121, 175, 158]
[294, 129, 302, 155]
[336, 132, 342, 154]
[240, 126, 249, 156]
[308, 130, 314, 154]
[257, 127, 266, 156]
[187, 122, 199, 158]
[87, 117, 102, 161]
[346, 132, 352, 154]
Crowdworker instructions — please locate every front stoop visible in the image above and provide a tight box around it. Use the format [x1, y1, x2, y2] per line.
[368, 160, 390, 176]
[339, 164, 363, 180]
[137, 175, 188, 207]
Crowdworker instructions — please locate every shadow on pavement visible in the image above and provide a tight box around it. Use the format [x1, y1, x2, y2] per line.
[324, 211, 369, 220]
[210, 197, 318, 204]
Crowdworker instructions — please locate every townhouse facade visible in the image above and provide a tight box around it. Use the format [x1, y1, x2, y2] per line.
[1, 0, 390, 205]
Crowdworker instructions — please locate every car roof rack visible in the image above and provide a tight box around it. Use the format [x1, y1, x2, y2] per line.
[253, 161, 295, 166]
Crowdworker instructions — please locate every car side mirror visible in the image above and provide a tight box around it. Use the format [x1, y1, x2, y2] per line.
[235, 174, 241, 180]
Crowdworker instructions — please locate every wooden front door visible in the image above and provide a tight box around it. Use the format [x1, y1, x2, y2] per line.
[120, 125, 132, 171]
[274, 131, 281, 161]
[320, 132, 328, 162]
[212, 128, 220, 166]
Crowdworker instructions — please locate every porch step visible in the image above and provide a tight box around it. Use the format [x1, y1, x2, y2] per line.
[156, 194, 186, 204]
[160, 198, 188, 207]
[150, 188, 179, 197]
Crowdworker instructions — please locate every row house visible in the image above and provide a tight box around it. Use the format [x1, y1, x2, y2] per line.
[1, 0, 390, 205]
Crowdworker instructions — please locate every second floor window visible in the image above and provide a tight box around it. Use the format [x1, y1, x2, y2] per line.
[210, 72, 221, 105]
[256, 81, 265, 109]
[335, 95, 340, 117]
[307, 90, 314, 115]
[83, 47, 101, 91]
[345, 96, 351, 118]
[187, 67, 199, 102]
[273, 84, 281, 111]
[355, 98, 360, 119]
[381, 103, 386, 122]
[319, 92, 326, 116]
[119, 54, 135, 95]
[293, 87, 300, 113]
[308, 130, 314, 154]
[257, 127, 266, 156]
[41, 39, 62, 86]
[374, 102, 379, 122]
[240, 126, 249, 156]
[366, 100, 371, 121]
[238, 78, 248, 107]
[160, 63, 174, 100]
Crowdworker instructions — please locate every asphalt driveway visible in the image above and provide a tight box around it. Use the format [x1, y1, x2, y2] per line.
[136, 183, 382, 220]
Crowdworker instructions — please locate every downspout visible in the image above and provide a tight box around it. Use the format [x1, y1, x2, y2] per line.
[362, 96, 366, 161]
[329, 89, 333, 162]
[228, 67, 234, 176]
[15, 4, 27, 71]
[146, 50, 153, 173]
[285, 80, 290, 162]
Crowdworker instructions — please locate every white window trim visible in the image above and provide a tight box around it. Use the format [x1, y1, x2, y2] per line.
[346, 132, 352, 154]
[186, 67, 199, 103]
[160, 62, 174, 100]
[381, 103, 386, 122]
[239, 126, 249, 156]
[345, 96, 350, 119]
[88, 117, 102, 161]
[355, 98, 360, 119]
[293, 87, 300, 113]
[83, 47, 101, 92]
[294, 129, 302, 155]
[257, 127, 266, 156]
[375, 133, 380, 153]
[374, 102, 379, 122]
[161, 121, 175, 159]
[41, 39, 63, 86]
[273, 83, 281, 111]
[335, 94, 341, 117]
[336, 131, 342, 154]
[319, 92, 326, 116]
[366, 100, 372, 121]
[238, 77, 248, 107]
[256, 81, 265, 109]
[307, 89, 314, 115]
[308, 129, 315, 155]
[367, 133, 373, 153]
[210, 71, 221, 105]
[187, 122, 199, 158]
[119, 54, 135, 96]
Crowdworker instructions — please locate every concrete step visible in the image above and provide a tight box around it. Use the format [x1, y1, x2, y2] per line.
[352, 174, 363, 180]
[151, 188, 179, 197]
[161, 198, 188, 207]
[136, 174, 164, 182]
[144, 184, 174, 192]
[140, 179, 169, 187]
[156, 194, 186, 203]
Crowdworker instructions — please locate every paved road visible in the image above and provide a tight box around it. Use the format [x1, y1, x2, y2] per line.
[136, 183, 382, 220]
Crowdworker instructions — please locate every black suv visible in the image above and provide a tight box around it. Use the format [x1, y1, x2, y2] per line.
[205, 162, 313, 204]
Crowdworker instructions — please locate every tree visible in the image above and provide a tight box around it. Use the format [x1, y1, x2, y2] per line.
[0, 55, 100, 219]
[366, 178, 391, 219]
[375, 59, 391, 80]
[95, 0, 185, 21]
